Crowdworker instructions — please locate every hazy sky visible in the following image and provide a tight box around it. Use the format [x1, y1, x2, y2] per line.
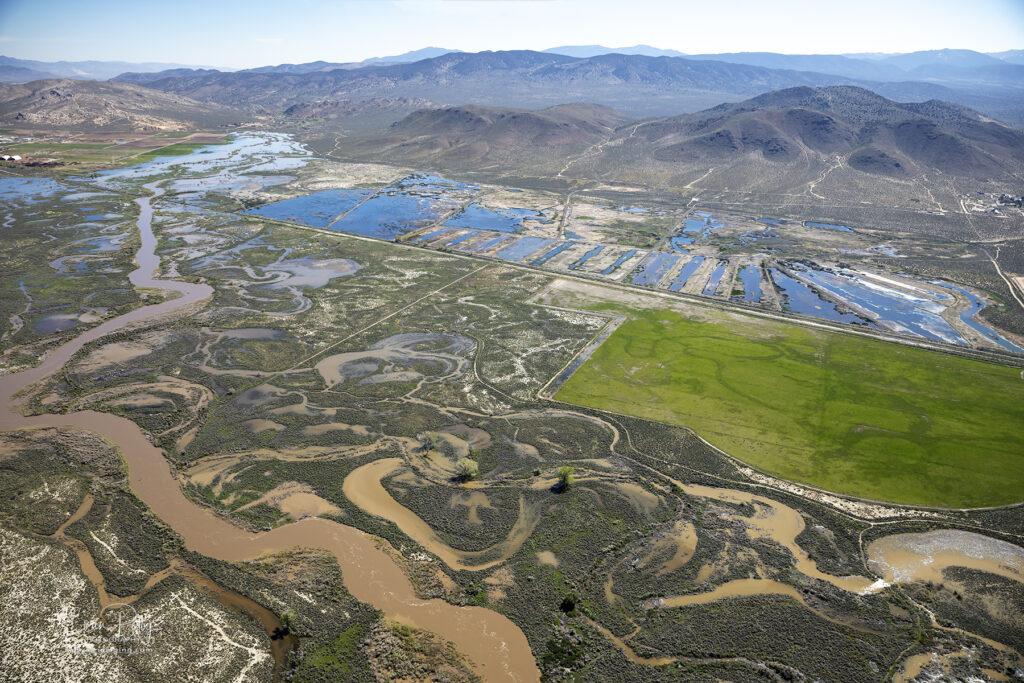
[1, 0, 1022, 68]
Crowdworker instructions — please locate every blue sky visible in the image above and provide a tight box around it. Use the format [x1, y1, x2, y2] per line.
[1, 0, 1022, 68]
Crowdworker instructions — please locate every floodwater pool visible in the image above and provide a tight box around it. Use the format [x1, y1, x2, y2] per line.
[702, 261, 727, 295]
[805, 220, 854, 232]
[795, 265, 967, 345]
[496, 236, 554, 262]
[443, 202, 545, 233]
[667, 256, 705, 292]
[570, 245, 604, 270]
[769, 268, 868, 325]
[601, 249, 638, 276]
[242, 188, 372, 228]
[329, 192, 444, 240]
[737, 265, 762, 303]
[631, 252, 680, 287]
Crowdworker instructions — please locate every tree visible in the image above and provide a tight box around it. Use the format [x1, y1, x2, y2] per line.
[555, 466, 575, 492]
[455, 458, 479, 482]
[275, 609, 297, 639]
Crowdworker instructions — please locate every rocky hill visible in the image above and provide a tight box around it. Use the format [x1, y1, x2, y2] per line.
[0, 79, 242, 130]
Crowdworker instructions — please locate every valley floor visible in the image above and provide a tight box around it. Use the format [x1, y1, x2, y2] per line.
[0, 131, 1022, 683]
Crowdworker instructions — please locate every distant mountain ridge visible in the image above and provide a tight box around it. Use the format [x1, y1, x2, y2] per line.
[0, 55, 219, 82]
[115, 68, 223, 85]
[112, 48, 1024, 123]
[234, 47, 461, 76]
[990, 49, 1024, 65]
[113, 50, 943, 117]
[358, 47, 458, 65]
[544, 44, 686, 58]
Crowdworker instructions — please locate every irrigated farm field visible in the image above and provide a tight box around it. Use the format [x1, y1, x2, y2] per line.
[557, 306, 1024, 508]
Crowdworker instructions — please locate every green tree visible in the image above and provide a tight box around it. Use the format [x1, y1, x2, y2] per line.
[455, 458, 479, 482]
[555, 466, 575, 492]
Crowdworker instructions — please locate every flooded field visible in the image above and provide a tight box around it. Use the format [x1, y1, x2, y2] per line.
[867, 530, 1024, 585]
[736, 265, 762, 303]
[232, 169, 1024, 355]
[443, 202, 546, 233]
[240, 187, 372, 227]
[770, 267, 869, 324]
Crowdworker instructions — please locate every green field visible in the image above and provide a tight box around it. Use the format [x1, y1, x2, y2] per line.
[556, 307, 1024, 508]
[6, 135, 226, 170]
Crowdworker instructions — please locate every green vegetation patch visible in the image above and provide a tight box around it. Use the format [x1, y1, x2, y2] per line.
[6, 135, 227, 171]
[133, 139, 227, 162]
[556, 307, 1024, 508]
[298, 623, 365, 680]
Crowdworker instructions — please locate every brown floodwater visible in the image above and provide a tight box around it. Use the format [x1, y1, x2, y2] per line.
[644, 519, 697, 576]
[583, 617, 676, 667]
[174, 561, 298, 677]
[51, 493, 172, 612]
[343, 457, 539, 571]
[450, 490, 494, 525]
[656, 578, 804, 608]
[867, 529, 1024, 585]
[0, 183, 540, 682]
[236, 481, 342, 520]
[675, 481, 877, 594]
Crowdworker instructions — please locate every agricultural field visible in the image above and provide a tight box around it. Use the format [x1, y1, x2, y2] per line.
[555, 303, 1024, 508]
[1, 131, 1022, 683]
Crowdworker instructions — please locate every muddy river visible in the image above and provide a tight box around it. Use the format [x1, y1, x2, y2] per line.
[0, 183, 539, 682]
[343, 457, 539, 571]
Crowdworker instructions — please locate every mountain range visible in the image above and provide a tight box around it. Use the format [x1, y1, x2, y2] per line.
[2, 47, 1023, 187]
[0, 55, 217, 82]
[333, 86, 1024, 190]
[618, 85, 1024, 178]
[101, 49, 1023, 124]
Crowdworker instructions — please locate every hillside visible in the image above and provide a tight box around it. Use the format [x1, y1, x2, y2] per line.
[0, 79, 242, 130]
[340, 103, 628, 169]
[619, 86, 1024, 178]
[0, 64, 59, 83]
[328, 85, 1024, 208]
[113, 68, 222, 85]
